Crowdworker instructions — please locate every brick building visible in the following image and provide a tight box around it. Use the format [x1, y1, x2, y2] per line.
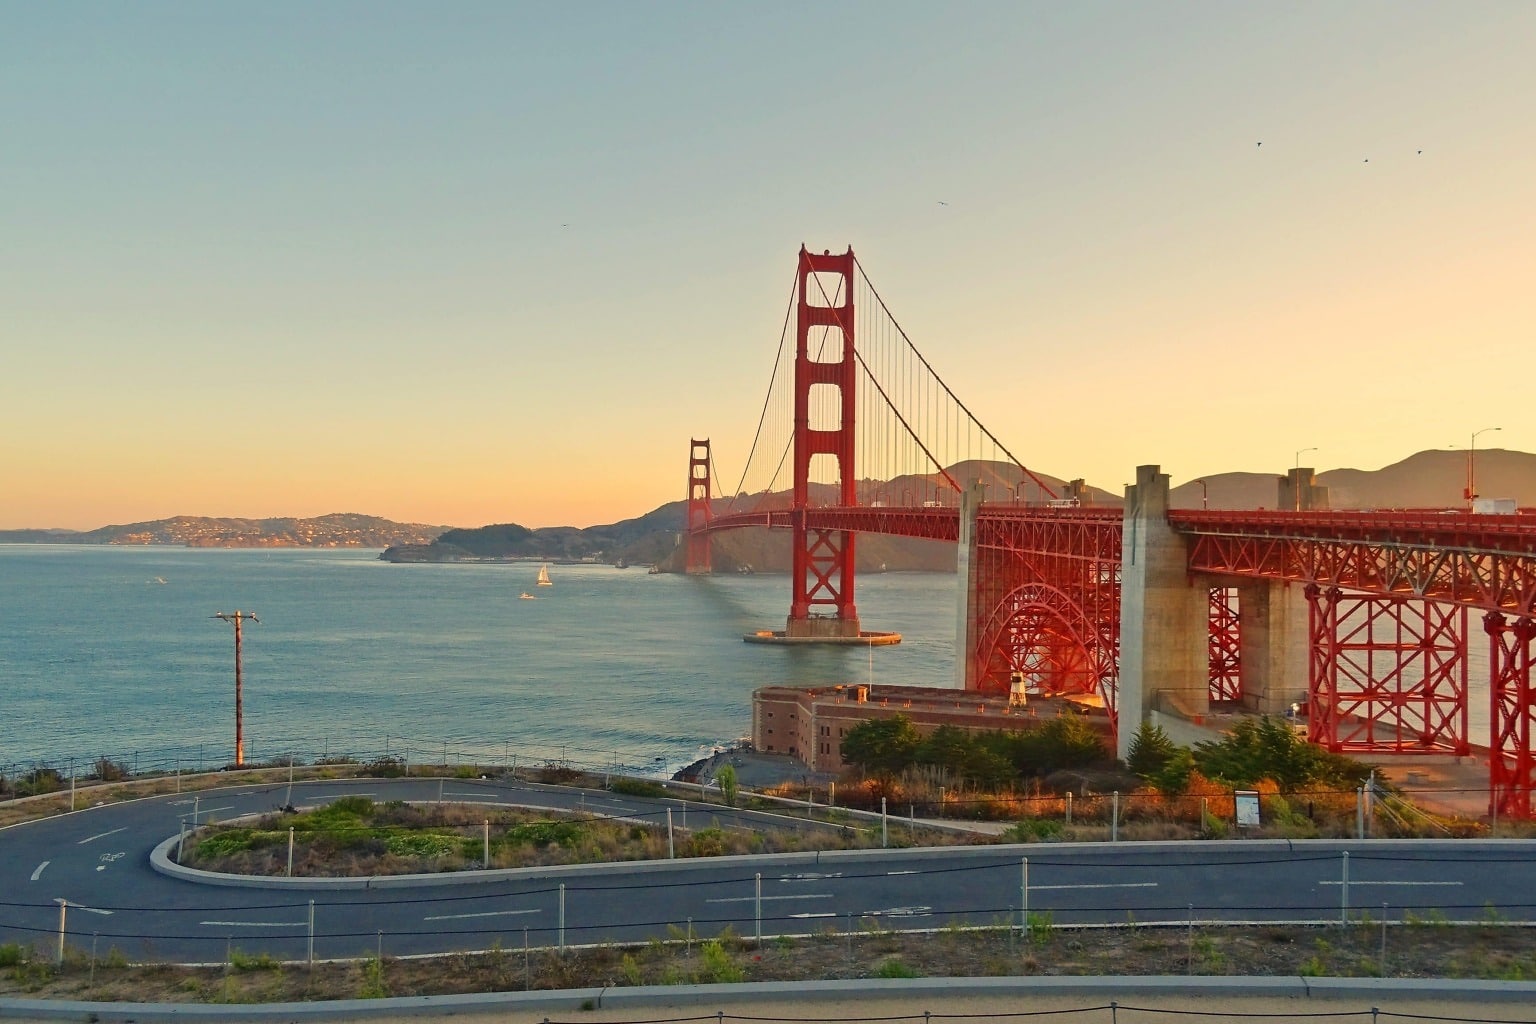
[751, 682, 1107, 773]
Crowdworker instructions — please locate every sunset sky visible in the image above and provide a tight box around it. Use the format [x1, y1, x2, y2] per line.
[3, 2, 1532, 531]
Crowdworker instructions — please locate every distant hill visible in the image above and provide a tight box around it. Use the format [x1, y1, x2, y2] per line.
[0, 514, 447, 549]
[1168, 449, 1535, 510]
[16, 448, 1532, 564]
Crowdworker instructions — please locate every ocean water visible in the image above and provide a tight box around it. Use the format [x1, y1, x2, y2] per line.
[0, 546, 958, 778]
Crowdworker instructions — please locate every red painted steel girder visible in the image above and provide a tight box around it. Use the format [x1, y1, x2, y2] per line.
[1306, 586, 1469, 755]
[1209, 587, 1241, 702]
[1486, 612, 1536, 819]
[1174, 510, 1536, 615]
[703, 505, 959, 542]
[971, 509, 1123, 722]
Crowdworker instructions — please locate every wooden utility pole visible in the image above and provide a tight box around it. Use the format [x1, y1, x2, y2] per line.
[212, 611, 259, 766]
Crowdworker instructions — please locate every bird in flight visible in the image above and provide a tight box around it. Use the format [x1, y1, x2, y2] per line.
[937, 200, 949, 206]
[1256, 141, 1262, 148]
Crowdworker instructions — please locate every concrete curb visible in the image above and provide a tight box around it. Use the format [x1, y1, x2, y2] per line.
[5, 975, 1536, 1022]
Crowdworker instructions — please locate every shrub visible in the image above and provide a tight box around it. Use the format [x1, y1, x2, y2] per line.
[362, 757, 405, 778]
[874, 957, 920, 978]
[228, 948, 280, 972]
[91, 757, 130, 782]
[699, 940, 743, 983]
[611, 778, 667, 798]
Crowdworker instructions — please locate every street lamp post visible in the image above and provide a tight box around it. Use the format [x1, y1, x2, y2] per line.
[1467, 427, 1502, 510]
[1195, 479, 1208, 510]
[1293, 447, 1318, 511]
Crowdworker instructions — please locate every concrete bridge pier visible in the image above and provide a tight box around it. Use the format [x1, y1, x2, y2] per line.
[1117, 464, 1209, 759]
[1234, 580, 1311, 715]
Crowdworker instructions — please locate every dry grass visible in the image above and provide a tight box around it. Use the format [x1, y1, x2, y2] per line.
[5, 921, 1536, 1004]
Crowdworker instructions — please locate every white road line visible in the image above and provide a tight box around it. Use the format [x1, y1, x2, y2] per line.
[65, 904, 113, 916]
[30, 862, 49, 881]
[788, 912, 838, 919]
[1029, 882, 1159, 891]
[1320, 884, 1462, 890]
[865, 907, 932, 917]
[708, 894, 832, 904]
[779, 872, 843, 881]
[423, 909, 541, 922]
[78, 827, 128, 845]
[201, 920, 306, 928]
[887, 870, 919, 876]
[180, 805, 234, 819]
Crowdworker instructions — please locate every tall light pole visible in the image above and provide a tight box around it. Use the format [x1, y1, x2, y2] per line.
[1293, 448, 1317, 511]
[1467, 427, 1501, 509]
[1195, 479, 1208, 510]
[213, 611, 259, 767]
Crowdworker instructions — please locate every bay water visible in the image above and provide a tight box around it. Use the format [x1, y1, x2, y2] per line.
[0, 546, 958, 779]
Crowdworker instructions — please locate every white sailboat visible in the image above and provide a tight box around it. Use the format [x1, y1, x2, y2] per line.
[536, 564, 552, 587]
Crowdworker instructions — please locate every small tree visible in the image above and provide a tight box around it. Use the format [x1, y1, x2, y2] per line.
[1125, 721, 1177, 781]
[715, 764, 738, 808]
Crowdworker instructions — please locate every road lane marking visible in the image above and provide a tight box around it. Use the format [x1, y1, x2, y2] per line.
[865, 906, 932, 917]
[886, 870, 919, 876]
[779, 872, 842, 881]
[1320, 884, 1462, 890]
[78, 827, 127, 845]
[179, 805, 234, 819]
[201, 920, 306, 928]
[788, 912, 837, 919]
[1029, 882, 1159, 891]
[62, 903, 113, 916]
[708, 894, 832, 903]
[423, 909, 541, 921]
[30, 862, 49, 881]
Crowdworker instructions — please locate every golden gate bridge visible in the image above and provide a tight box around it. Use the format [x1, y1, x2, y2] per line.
[683, 246, 1536, 819]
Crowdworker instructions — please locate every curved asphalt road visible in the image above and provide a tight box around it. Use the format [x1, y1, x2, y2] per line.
[3, 777, 1534, 965]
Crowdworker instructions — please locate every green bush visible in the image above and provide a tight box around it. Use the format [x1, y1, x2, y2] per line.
[874, 957, 920, 978]
[699, 940, 743, 983]
[611, 778, 667, 798]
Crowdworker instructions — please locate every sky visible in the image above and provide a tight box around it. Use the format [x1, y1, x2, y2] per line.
[3, 2, 1533, 531]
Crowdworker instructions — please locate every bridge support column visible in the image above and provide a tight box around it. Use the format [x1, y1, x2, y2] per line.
[956, 480, 984, 690]
[1235, 581, 1310, 715]
[1117, 464, 1208, 759]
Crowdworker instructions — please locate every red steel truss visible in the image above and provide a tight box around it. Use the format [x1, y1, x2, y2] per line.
[970, 508, 1122, 724]
[1304, 585, 1469, 754]
[1174, 509, 1536, 616]
[789, 246, 859, 634]
[1209, 587, 1241, 702]
[1486, 612, 1536, 819]
[685, 439, 712, 574]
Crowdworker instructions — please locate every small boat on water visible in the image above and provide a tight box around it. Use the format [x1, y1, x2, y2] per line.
[536, 564, 552, 587]
[519, 592, 536, 600]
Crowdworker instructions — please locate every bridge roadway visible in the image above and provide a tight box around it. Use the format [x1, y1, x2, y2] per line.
[4, 778, 1536, 964]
